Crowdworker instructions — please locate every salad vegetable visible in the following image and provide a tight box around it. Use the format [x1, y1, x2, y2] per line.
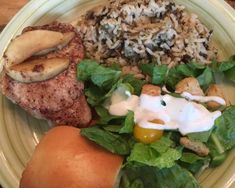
[77, 57, 235, 188]
[133, 122, 164, 144]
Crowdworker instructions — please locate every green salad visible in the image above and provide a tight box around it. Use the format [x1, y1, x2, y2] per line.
[76, 56, 235, 188]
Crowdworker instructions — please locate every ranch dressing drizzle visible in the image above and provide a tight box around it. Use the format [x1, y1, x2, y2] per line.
[136, 94, 221, 135]
[108, 95, 139, 116]
[181, 92, 226, 105]
[108, 93, 224, 135]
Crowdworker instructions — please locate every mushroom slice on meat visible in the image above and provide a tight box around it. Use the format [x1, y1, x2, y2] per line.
[6, 58, 70, 83]
[4, 30, 75, 68]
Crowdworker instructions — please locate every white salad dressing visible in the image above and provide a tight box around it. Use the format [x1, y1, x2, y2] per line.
[108, 92, 224, 135]
[109, 95, 139, 116]
[108, 88, 139, 116]
[181, 92, 226, 105]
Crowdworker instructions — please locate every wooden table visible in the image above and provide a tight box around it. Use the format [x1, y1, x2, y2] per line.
[0, 0, 28, 31]
[226, 0, 235, 8]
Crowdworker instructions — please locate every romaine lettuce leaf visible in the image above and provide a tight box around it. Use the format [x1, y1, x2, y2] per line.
[211, 55, 235, 72]
[149, 62, 214, 89]
[139, 63, 155, 76]
[76, 59, 99, 80]
[80, 126, 130, 155]
[152, 65, 168, 85]
[179, 152, 210, 175]
[187, 130, 212, 143]
[150, 136, 174, 153]
[176, 64, 198, 77]
[91, 66, 121, 88]
[119, 111, 135, 134]
[122, 74, 146, 95]
[225, 66, 235, 83]
[180, 152, 205, 163]
[103, 125, 122, 133]
[166, 67, 184, 89]
[208, 106, 235, 153]
[127, 137, 182, 169]
[121, 165, 201, 188]
[206, 106, 235, 165]
[84, 85, 105, 106]
[197, 67, 214, 89]
[77, 59, 121, 89]
[95, 106, 123, 124]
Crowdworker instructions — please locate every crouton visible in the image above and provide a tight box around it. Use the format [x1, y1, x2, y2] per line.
[180, 137, 209, 156]
[141, 84, 161, 96]
[175, 77, 204, 96]
[206, 84, 226, 110]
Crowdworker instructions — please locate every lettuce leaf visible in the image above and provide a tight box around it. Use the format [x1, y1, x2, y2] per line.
[127, 137, 182, 169]
[84, 79, 124, 107]
[166, 67, 184, 89]
[149, 62, 214, 89]
[119, 111, 135, 134]
[187, 130, 212, 143]
[179, 152, 210, 174]
[80, 126, 130, 155]
[150, 136, 174, 153]
[208, 106, 235, 154]
[76, 59, 98, 80]
[95, 106, 123, 124]
[180, 152, 205, 163]
[197, 67, 214, 89]
[206, 106, 235, 165]
[152, 65, 168, 85]
[176, 63, 200, 77]
[211, 55, 235, 72]
[139, 63, 155, 76]
[211, 55, 235, 82]
[91, 66, 121, 88]
[84, 85, 105, 106]
[120, 165, 201, 188]
[225, 66, 235, 83]
[103, 125, 122, 133]
[77, 59, 121, 89]
[122, 74, 146, 95]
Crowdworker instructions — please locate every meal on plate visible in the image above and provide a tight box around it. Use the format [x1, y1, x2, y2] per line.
[1, 0, 235, 188]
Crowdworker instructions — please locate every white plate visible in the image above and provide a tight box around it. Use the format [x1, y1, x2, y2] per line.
[1, 0, 235, 187]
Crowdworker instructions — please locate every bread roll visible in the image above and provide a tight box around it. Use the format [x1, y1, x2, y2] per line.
[20, 126, 123, 188]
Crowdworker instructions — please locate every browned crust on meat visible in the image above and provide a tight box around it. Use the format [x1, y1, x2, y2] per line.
[0, 22, 92, 127]
[41, 95, 91, 126]
[23, 21, 76, 33]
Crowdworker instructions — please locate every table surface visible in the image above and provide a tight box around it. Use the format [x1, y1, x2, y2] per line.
[0, 0, 28, 31]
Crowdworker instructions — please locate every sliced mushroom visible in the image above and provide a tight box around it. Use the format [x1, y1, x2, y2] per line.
[6, 58, 70, 83]
[206, 84, 226, 110]
[4, 30, 75, 68]
[175, 77, 204, 96]
[34, 32, 75, 56]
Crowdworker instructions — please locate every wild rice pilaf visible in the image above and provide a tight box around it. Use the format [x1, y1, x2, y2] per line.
[78, 0, 217, 69]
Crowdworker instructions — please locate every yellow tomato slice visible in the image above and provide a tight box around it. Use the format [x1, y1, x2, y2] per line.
[133, 119, 164, 144]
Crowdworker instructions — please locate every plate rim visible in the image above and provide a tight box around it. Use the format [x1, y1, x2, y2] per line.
[1, 0, 235, 188]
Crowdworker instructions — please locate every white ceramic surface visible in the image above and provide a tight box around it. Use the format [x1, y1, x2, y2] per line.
[0, 0, 235, 187]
